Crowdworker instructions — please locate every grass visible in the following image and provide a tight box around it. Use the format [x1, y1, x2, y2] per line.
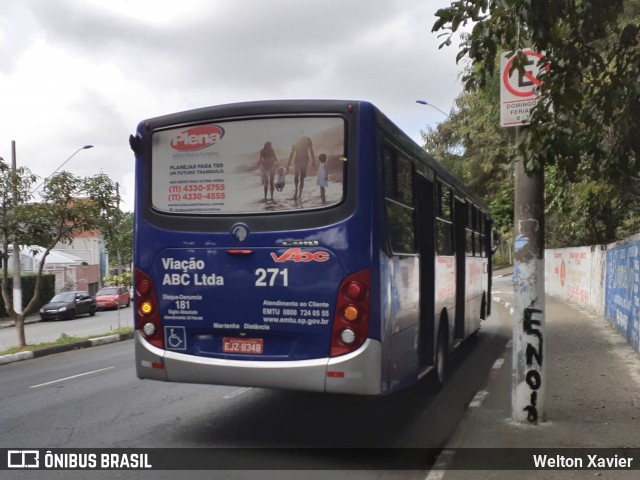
[0, 327, 134, 357]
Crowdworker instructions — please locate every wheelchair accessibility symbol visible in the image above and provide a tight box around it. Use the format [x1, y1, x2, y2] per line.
[165, 326, 187, 350]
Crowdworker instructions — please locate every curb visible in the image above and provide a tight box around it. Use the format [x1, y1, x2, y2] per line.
[492, 295, 514, 315]
[426, 298, 513, 479]
[0, 331, 134, 366]
[0, 318, 40, 330]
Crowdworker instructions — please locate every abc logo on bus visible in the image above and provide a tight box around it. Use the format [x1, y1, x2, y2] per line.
[170, 125, 225, 151]
[271, 248, 330, 263]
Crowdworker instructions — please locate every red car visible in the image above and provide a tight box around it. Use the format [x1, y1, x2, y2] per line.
[95, 286, 131, 310]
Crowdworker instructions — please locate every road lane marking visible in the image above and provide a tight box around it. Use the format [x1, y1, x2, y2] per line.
[223, 387, 252, 399]
[29, 367, 115, 389]
[425, 449, 456, 480]
[469, 389, 489, 408]
[492, 358, 505, 371]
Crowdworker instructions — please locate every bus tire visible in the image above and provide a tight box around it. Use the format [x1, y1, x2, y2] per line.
[429, 321, 448, 392]
[480, 293, 487, 320]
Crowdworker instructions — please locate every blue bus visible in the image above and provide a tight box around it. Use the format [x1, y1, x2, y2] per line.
[129, 100, 492, 396]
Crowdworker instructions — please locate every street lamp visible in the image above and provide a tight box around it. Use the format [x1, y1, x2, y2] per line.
[31, 145, 94, 194]
[416, 100, 450, 118]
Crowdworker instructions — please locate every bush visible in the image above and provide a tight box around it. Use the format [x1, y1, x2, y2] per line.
[493, 255, 512, 267]
[0, 274, 55, 317]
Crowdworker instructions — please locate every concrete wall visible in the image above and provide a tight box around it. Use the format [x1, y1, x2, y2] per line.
[47, 265, 101, 295]
[604, 242, 640, 351]
[545, 235, 640, 353]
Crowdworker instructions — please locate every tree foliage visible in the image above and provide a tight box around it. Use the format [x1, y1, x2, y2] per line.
[0, 158, 119, 347]
[102, 210, 133, 274]
[429, 0, 640, 247]
[0, 161, 38, 318]
[422, 71, 514, 233]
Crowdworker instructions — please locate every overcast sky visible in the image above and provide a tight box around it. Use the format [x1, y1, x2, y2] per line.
[0, 0, 467, 211]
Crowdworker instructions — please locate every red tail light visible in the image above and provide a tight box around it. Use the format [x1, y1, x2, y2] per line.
[330, 269, 371, 357]
[135, 268, 164, 349]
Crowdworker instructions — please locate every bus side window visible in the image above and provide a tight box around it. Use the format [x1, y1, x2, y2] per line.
[436, 182, 453, 256]
[465, 202, 474, 256]
[383, 147, 397, 198]
[479, 212, 487, 257]
[383, 146, 415, 254]
[396, 155, 413, 206]
[386, 200, 416, 254]
[466, 230, 474, 256]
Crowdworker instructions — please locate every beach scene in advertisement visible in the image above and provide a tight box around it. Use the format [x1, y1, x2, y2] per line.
[151, 116, 345, 214]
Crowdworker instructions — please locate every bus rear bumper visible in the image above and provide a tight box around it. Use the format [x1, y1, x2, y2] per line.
[135, 332, 382, 395]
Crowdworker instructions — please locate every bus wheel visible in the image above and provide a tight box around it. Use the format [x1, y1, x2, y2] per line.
[429, 323, 448, 392]
[480, 293, 487, 320]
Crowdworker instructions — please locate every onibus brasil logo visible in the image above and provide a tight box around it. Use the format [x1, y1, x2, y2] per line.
[170, 125, 225, 151]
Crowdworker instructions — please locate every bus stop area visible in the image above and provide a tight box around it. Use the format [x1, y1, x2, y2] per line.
[438, 292, 640, 478]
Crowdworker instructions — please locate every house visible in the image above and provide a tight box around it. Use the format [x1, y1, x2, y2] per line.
[52, 230, 108, 280]
[13, 245, 101, 294]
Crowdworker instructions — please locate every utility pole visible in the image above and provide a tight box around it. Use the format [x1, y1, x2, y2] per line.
[11, 141, 22, 314]
[511, 127, 545, 423]
[499, 49, 547, 423]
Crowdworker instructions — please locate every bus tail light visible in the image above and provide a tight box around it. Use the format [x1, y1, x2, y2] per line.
[135, 268, 164, 349]
[330, 269, 370, 357]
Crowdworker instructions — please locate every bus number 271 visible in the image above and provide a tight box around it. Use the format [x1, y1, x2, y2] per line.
[255, 268, 289, 287]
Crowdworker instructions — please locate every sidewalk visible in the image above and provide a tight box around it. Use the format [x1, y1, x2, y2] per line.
[0, 315, 133, 365]
[439, 294, 640, 478]
[0, 315, 40, 329]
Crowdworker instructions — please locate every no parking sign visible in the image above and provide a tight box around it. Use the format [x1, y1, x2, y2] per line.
[500, 49, 547, 127]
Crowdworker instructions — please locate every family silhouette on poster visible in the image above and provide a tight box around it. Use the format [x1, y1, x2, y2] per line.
[257, 132, 328, 204]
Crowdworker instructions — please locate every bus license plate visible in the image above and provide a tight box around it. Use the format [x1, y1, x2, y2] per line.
[222, 338, 264, 355]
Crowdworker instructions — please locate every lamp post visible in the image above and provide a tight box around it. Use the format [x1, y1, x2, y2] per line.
[31, 144, 94, 194]
[416, 99, 450, 118]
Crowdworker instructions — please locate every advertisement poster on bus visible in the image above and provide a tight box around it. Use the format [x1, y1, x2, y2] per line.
[151, 117, 345, 214]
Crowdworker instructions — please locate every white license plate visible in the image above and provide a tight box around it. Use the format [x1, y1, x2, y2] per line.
[222, 338, 264, 355]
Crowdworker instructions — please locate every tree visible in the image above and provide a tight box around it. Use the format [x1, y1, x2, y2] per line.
[0, 160, 38, 343]
[431, 0, 640, 246]
[102, 210, 133, 277]
[422, 70, 514, 231]
[0, 162, 119, 347]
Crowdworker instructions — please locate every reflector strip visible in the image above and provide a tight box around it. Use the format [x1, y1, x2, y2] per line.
[327, 371, 345, 378]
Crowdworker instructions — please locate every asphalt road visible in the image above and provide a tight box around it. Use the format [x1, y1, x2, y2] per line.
[1, 293, 512, 479]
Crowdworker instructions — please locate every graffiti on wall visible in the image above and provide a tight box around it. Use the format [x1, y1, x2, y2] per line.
[546, 248, 592, 307]
[546, 240, 638, 354]
[605, 244, 640, 350]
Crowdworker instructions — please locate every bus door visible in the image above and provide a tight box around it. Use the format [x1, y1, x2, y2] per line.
[415, 173, 435, 371]
[454, 198, 467, 341]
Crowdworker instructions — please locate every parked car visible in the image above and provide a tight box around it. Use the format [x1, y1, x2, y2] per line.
[95, 286, 131, 310]
[40, 291, 97, 321]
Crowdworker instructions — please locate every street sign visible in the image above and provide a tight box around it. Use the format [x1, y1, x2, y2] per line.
[500, 49, 546, 127]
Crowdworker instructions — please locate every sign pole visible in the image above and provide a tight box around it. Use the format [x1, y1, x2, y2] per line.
[499, 49, 547, 423]
[511, 126, 546, 423]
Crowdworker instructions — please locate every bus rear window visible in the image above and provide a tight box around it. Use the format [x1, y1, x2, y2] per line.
[151, 116, 345, 214]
